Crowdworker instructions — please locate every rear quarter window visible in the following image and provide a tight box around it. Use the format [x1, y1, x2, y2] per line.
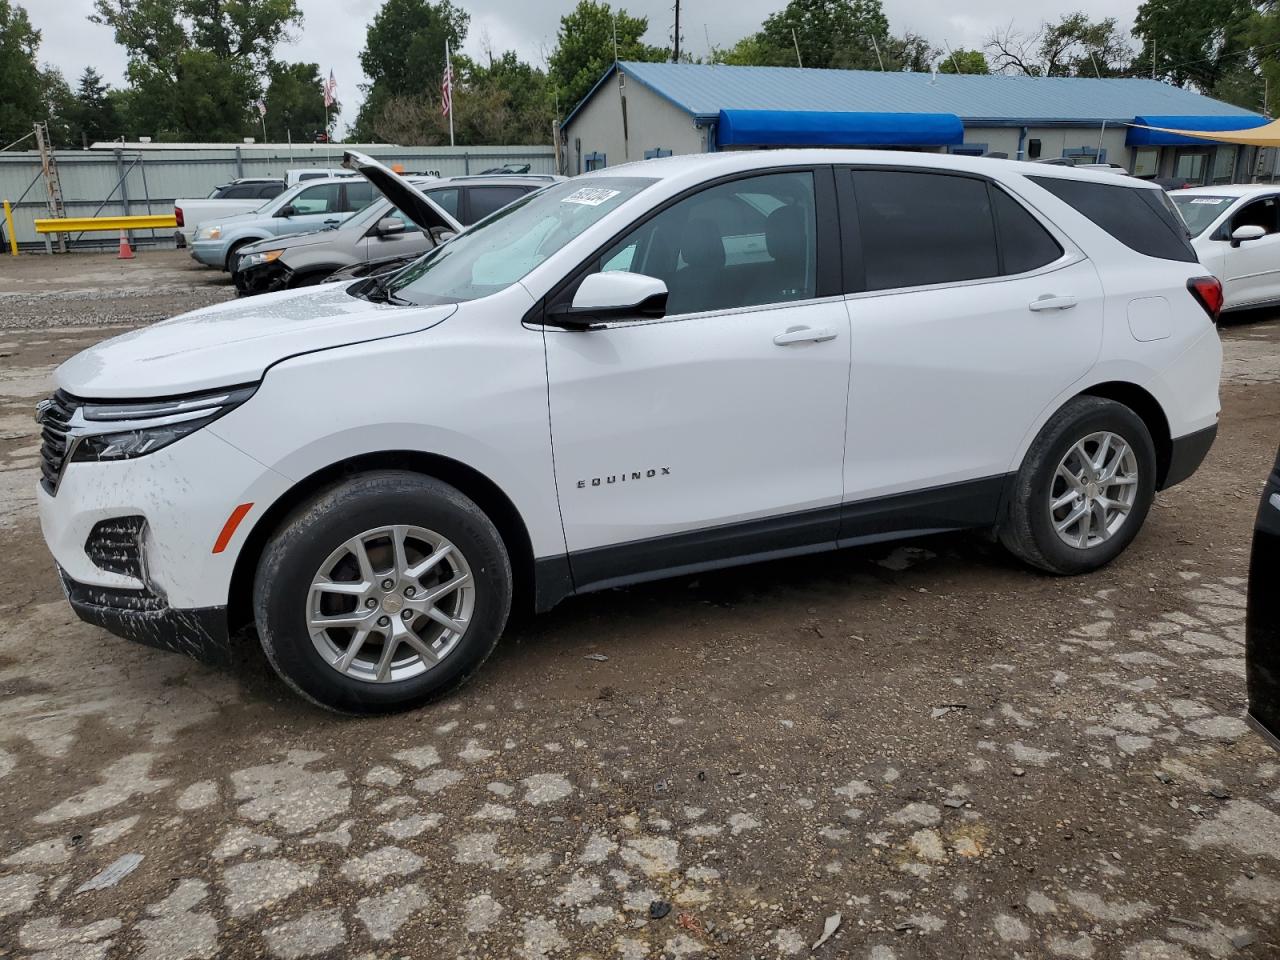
[1029, 176, 1197, 263]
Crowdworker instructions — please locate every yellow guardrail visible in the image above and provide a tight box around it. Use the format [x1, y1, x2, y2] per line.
[33, 214, 177, 234]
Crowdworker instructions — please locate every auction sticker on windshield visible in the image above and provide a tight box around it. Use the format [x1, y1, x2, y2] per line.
[562, 187, 621, 206]
[1189, 198, 1227, 204]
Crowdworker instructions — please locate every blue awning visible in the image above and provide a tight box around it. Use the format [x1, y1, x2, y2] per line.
[716, 109, 964, 148]
[1127, 115, 1268, 146]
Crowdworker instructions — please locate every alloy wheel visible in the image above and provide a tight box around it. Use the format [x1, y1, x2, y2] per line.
[1048, 431, 1140, 549]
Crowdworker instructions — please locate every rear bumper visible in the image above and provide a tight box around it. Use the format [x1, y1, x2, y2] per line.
[1160, 423, 1217, 490]
[61, 570, 233, 665]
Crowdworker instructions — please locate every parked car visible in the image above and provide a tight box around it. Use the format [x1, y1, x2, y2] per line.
[1171, 185, 1280, 313]
[189, 177, 378, 271]
[1247, 443, 1280, 752]
[300, 169, 565, 290]
[232, 162, 557, 295]
[37, 151, 1222, 713]
[232, 172, 461, 295]
[173, 178, 287, 247]
[286, 167, 359, 186]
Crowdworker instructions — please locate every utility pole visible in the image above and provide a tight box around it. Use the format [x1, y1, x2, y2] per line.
[34, 122, 66, 253]
[673, 0, 680, 62]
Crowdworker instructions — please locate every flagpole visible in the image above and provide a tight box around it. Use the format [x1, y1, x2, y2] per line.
[447, 39, 455, 148]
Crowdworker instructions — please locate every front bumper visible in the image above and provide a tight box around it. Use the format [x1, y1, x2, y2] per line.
[61, 569, 232, 664]
[233, 260, 290, 296]
[1246, 450, 1280, 752]
[190, 238, 231, 268]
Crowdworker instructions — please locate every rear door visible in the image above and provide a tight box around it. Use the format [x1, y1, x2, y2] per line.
[838, 167, 1105, 532]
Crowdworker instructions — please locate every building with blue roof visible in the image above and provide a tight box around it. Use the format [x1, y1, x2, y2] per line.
[560, 61, 1269, 185]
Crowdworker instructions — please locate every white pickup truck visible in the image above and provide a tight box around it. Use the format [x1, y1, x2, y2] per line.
[173, 178, 286, 247]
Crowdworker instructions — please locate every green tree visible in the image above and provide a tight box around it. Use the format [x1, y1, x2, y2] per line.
[885, 32, 937, 72]
[988, 13, 1131, 77]
[0, 0, 45, 146]
[759, 0, 891, 70]
[41, 68, 77, 147]
[90, 0, 302, 140]
[65, 67, 122, 147]
[548, 1, 666, 115]
[352, 0, 468, 139]
[262, 61, 332, 141]
[1132, 0, 1252, 90]
[938, 48, 989, 74]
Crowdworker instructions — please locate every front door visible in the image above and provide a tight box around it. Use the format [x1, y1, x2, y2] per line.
[1221, 194, 1280, 308]
[544, 168, 851, 588]
[838, 167, 1105, 533]
[361, 206, 434, 263]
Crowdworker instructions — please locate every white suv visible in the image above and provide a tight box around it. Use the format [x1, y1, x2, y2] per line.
[37, 151, 1223, 712]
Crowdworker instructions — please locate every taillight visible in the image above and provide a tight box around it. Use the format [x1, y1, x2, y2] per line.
[175, 206, 184, 227]
[1187, 276, 1223, 322]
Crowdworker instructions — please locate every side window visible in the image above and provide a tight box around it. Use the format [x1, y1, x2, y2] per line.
[290, 183, 341, 214]
[343, 181, 375, 212]
[258, 183, 284, 199]
[992, 188, 1063, 274]
[1231, 197, 1278, 235]
[584, 152, 606, 172]
[592, 170, 817, 315]
[1030, 176, 1198, 263]
[220, 185, 257, 199]
[425, 187, 461, 220]
[851, 170, 999, 291]
[468, 186, 532, 223]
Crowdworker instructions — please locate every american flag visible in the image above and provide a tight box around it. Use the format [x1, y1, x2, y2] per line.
[441, 42, 453, 118]
[254, 98, 266, 119]
[322, 69, 336, 108]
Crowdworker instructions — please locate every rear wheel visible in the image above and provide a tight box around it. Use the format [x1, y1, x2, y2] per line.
[1000, 396, 1156, 575]
[253, 471, 512, 713]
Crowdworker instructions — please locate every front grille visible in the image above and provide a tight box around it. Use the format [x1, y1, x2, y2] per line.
[38, 390, 79, 495]
[85, 516, 146, 580]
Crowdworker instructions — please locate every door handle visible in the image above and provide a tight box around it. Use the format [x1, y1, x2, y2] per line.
[1028, 295, 1078, 312]
[773, 325, 838, 345]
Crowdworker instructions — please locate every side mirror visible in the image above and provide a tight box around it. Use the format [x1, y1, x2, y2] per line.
[277, 204, 296, 218]
[1231, 224, 1267, 247]
[546, 272, 668, 329]
[375, 218, 405, 236]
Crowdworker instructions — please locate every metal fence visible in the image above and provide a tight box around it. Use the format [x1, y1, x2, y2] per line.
[0, 143, 557, 251]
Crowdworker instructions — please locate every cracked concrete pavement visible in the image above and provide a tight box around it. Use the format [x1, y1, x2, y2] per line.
[0, 252, 1278, 959]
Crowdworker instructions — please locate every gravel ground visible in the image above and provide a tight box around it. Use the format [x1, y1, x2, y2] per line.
[0, 253, 1278, 960]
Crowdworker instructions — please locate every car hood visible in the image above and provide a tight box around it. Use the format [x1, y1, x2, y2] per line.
[239, 229, 334, 255]
[343, 150, 462, 233]
[56, 283, 457, 399]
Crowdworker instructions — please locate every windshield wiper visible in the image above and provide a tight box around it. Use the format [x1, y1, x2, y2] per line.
[359, 271, 412, 306]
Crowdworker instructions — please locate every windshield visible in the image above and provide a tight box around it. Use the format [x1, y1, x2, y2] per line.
[1172, 195, 1232, 236]
[386, 177, 655, 306]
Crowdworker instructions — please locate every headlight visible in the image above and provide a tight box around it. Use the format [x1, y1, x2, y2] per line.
[66, 385, 257, 463]
[238, 249, 283, 269]
[199, 225, 222, 240]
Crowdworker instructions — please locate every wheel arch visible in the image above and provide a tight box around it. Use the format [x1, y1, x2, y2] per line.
[226, 450, 537, 639]
[1074, 380, 1173, 488]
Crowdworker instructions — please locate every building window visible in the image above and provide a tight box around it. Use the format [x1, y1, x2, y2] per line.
[950, 143, 987, 156]
[643, 148, 673, 159]
[583, 152, 607, 171]
[1027, 138, 1042, 159]
[1132, 147, 1159, 179]
[1063, 146, 1107, 163]
[1211, 145, 1237, 184]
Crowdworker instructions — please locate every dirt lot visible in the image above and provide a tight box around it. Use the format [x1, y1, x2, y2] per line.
[0, 251, 1278, 960]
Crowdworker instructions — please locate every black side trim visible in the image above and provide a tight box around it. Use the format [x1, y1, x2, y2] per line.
[60, 570, 233, 665]
[838, 474, 1009, 546]
[530, 474, 1012, 607]
[569, 503, 842, 593]
[1161, 423, 1217, 490]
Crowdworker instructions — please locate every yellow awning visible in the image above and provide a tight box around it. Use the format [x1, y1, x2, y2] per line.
[1131, 118, 1280, 147]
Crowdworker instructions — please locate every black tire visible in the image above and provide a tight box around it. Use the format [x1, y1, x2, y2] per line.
[999, 396, 1157, 575]
[253, 471, 512, 714]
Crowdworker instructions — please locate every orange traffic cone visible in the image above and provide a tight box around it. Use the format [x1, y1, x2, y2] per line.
[117, 231, 134, 260]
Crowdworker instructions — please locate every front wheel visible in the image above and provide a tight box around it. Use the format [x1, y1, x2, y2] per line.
[1000, 396, 1157, 575]
[253, 471, 512, 713]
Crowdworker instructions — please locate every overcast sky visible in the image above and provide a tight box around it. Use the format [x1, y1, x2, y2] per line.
[26, 0, 1143, 137]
